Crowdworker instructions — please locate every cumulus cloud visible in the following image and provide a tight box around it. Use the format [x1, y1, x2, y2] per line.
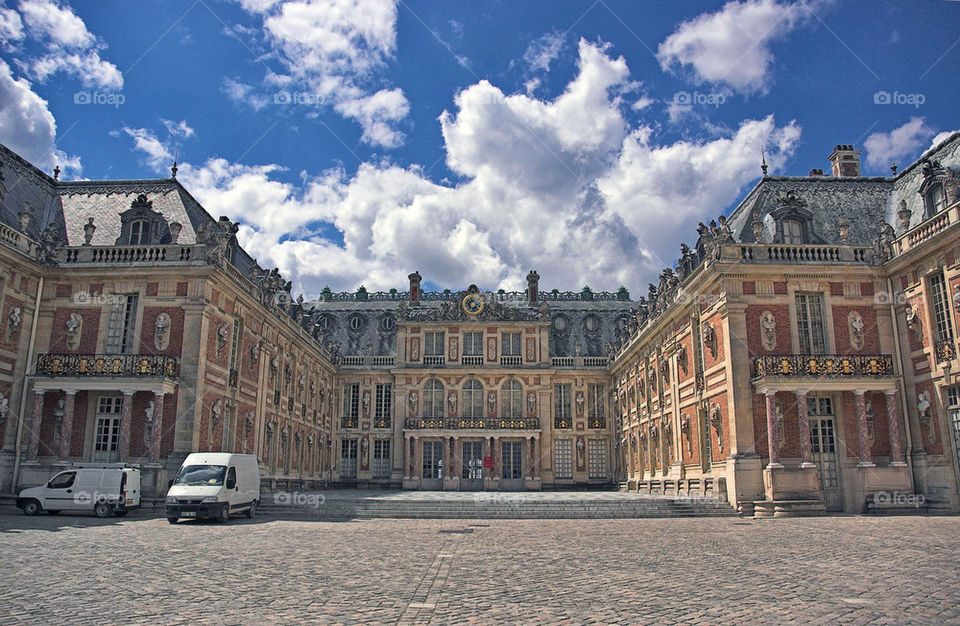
[233, 0, 408, 147]
[864, 117, 936, 170]
[657, 0, 802, 93]
[17, 0, 122, 89]
[0, 58, 58, 169]
[0, 5, 23, 44]
[929, 130, 959, 152]
[127, 39, 799, 298]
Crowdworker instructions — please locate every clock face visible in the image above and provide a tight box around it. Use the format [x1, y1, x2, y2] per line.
[462, 293, 484, 316]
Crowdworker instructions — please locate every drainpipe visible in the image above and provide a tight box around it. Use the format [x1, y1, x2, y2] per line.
[11, 274, 44, 492]
[887, 274, 915, 491]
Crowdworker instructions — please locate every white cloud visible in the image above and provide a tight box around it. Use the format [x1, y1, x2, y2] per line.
[657, 0, 802, 93]
[128, 40, 799, 298]
[233, 0, 407, 146]
[116, 126, 173, 171]
[222, 77, 271, 111]
[0, 6, 23, 43]
[162, 119, 195, 139]
[864, 117, 935, 170]
[929, 130, 959, 152]
[16, 0, 122, 89]
[523, 32, 564, 74]
[0, 58, 57, 169]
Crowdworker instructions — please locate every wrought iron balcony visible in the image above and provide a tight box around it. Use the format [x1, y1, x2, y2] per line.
[404, 417, 539, 430]
[36, 353, 179, 378]
[753, 354, 895, 378]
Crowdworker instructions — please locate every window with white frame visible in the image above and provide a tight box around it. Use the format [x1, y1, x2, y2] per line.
[795, 292, 827, 355]
[554, 439, 573, 479]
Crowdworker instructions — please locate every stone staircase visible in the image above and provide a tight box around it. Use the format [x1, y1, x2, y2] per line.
[256, 491, 737, 520]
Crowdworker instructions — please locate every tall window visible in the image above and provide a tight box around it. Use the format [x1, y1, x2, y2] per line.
[374, 383, 392, 428]
[463, 379, 484, 418]
[554, 383, 572, 429]
[423, 379, 444, 418]
[501, 379, 523, 418]
[554, 439, 573, 479]
[229, 318, 243, 370]
[795, 292, 826, 355]
[782, 219, 803, 244]
[463, 332, 483, 356]
[927, 184, 947, 216]
[588, 383, 605, 428]
[424, 332, 445, 356]
[105, 294, 138, 354]
[930, 272, 954, 342]
[341, 383, 359, 428]
[129, 220, 150, 245]
[501, 332, 521, 356]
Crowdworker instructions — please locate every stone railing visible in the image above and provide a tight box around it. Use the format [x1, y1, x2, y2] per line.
[0, 222, 37, 257]
[340, 355, 396, 368]
[36, 353, 180, 378]
[753, 354, 894, 378]
[734, 243, 872, 264]
[552, 356, 609, 368]
[404, 417, 540, 430]
[62, 244, 202, 265]
[895, 203, 960, 256]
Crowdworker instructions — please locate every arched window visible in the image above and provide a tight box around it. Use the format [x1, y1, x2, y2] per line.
[463, 379, 484, 418]
[129, 219, 150, 245]
[926, 183, 947, 216]
[501, 379, 523, 418]
[423, 379, 444, 418]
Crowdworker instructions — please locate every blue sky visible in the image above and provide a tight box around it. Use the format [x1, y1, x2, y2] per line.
[1, 0, 958, 297]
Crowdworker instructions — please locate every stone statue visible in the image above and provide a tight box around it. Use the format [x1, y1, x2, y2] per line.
[216, 323, 229, 357]
[154, 312, 171, 351]
[409, 391, 418, 416]
[82, 217, 96, 245]
[37, 222, 63, 266]
[6, 306, 21, 341]
[710, 403, 724, 452]
[65, 312, 82, 351]
[447, 391, 457, 415]
[701, 321, 717, 359]
[760, 310, 777, 351]
[848, 311, 865, 350]
[905, 304, 922, 343]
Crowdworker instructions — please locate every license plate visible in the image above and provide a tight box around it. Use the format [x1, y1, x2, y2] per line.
[182, 511, 196, 517]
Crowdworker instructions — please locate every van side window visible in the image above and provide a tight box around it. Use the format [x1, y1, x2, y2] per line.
[226, 467, 237, 488]
[48, 472, 76, 489]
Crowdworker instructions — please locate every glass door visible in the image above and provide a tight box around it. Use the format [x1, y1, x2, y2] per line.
[340, 439, 358, 479]
[421, 440, 443, 489]
[461, 440, 484, 489]
[501, 441, 523, 489]
[92, 396, 122, 462]
[809, 396, 842, 511]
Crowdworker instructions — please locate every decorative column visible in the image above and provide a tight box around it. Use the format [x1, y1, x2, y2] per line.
[58, 390, 77, 460]
[117, 390, 134, 461]
[765, 391, 782, 468]
[403, 435, 411, 479]
[533, 435, 541, 478]
[885, 390, 907, 466]
[148, 391, 165, 463]
[795, 389, 815, 468]
[27, 390, 44, 460]
[854, 390, 875, 467]
[482, 436, 491, 481]
[442, 436, 450, 480]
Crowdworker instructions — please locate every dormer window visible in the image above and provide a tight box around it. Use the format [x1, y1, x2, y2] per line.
[129, 219, 150, 245]
[919, 159, 957, 219]
[782, 219, 803, 244]
[927, 184, 946, 216]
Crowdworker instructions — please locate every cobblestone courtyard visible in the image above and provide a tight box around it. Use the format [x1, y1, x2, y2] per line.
[1, 511, 958, 624]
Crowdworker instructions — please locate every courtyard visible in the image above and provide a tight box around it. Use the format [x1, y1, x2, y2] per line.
[0, 510, 957, 624]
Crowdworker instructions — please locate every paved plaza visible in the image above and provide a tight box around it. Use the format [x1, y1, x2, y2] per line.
[0, 509, 958, 624]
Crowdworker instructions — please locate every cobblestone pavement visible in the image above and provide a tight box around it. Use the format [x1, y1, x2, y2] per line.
[1, 510, 958, 625]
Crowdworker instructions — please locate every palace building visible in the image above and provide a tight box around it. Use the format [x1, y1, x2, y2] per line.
[1, 131, 960, 515]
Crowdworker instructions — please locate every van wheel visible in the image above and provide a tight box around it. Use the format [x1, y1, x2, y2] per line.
[94, 502, 113, 518]
[218, 503, 229, 523]
[246, 501, 257, 519]
[22, 500, 41, 516]
[167, 518, 178, 524]
[46, 510, 61, 515]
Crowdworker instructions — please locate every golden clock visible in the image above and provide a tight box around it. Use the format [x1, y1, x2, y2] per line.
[462, 293, 484, 316]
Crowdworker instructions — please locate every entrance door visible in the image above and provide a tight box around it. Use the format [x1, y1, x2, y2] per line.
[421, 440, 443, 490]
[372, 440, 391, 479]
[92, 396, 122, 462]
[340, 439, 358, 479]
[461, 440, 484, 490]
[501, 441, 524, 490]
[810, 413, 843, 511]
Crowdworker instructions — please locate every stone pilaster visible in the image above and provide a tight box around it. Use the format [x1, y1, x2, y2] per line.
[855, 390, 875, 467]
[27, 390, 44, 460]
[117, 390, 134, 461]
[795, 389, 815, 468]
[58, 390, 77, 460]
[885, 390, 907, 466]
[765, 391, 782, 469]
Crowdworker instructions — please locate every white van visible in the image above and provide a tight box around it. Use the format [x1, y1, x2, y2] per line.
[17, 465, 141, 517]
[166, 453, 260, 524]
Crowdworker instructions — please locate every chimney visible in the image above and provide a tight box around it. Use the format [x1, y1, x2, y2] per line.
[408, 271, 422, 302]
[526, 270, 540, 305]
[828, 144, 861, 177]
[808, 168, 825, 177]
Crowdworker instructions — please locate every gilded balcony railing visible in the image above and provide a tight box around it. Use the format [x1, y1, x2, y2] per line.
[36, 353, 179, 378]
[753, 354, 895, 378]
[404, 417, 539, 430]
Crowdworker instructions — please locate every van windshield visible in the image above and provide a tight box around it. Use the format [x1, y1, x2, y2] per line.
[173, 465, 227, 486]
